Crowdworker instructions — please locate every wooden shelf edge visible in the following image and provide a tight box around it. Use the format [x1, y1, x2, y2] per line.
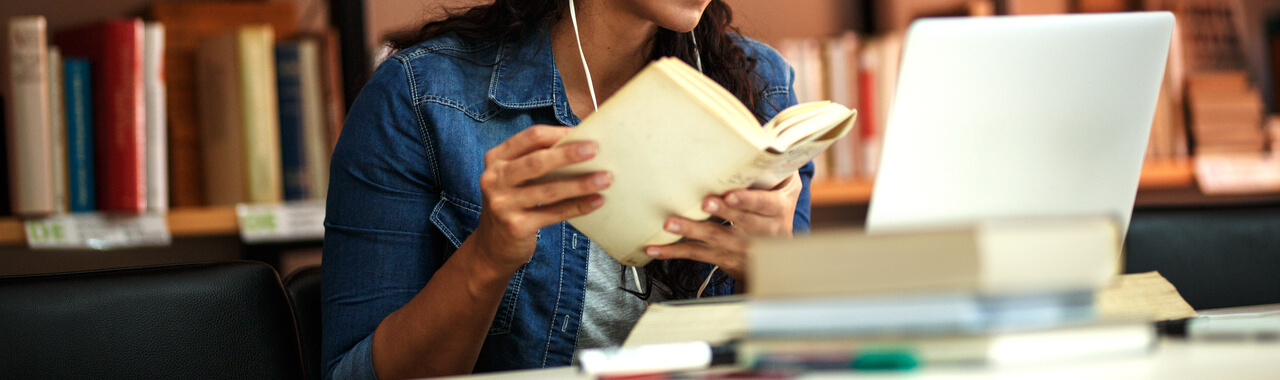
[0, 206, 243, 246]
[811, 160, 1199, 207]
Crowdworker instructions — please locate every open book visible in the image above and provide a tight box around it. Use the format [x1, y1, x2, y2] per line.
[546, 58, 856, 266]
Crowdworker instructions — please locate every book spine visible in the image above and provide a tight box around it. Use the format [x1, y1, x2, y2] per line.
[49, 47, 69, 214]
[275, 42, 309, 200]
[298, 39, 330, 199]
[320, 29, 346, 153]
[64, 58, 96, 212]
[7, 16, 56, 216]
[55, 20, 147, 213]
[239, 27, 284, 203]
[196, 32, 246, 206]
[144, 22, 167, 212]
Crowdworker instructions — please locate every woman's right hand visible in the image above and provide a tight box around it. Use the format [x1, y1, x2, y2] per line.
[470, 125, 610, 274]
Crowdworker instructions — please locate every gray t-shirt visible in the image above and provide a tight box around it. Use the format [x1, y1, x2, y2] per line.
[574, 241, 668, 352]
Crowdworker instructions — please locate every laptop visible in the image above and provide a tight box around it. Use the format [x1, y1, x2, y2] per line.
[865, 12, 1175, 237]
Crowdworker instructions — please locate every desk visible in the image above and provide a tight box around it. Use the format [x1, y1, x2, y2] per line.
[439, 340, 1280, 379]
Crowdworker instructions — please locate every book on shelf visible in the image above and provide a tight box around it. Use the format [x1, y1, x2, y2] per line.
[0, 95, 9, 216]
[276, 38, 332, 201]
[7, 16, 57, 216]
[196, 25, 284, 206]
[545, 58, 856, 266]
[64, 58, 95, 212]
[748, 217, 1120, 298]
[275, 42, 309, 200]
[143, 22, 167, 213]
[151, 0, 298, 207]
[55, 18, 147, 213]
[48, 46, 68, 214]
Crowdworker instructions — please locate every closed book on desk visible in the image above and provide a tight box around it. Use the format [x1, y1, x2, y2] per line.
[749, 217, 1120, 298]
[196, 26, 283, 205]
[55, 19, 147, 213]
[546, 58, 857, 266]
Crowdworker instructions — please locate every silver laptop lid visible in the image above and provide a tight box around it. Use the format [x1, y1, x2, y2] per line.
[866, 12, 1175, 236]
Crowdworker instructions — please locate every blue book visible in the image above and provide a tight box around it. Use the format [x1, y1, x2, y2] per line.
[64, 58, 95, 212]
[275, 43, 308, 200]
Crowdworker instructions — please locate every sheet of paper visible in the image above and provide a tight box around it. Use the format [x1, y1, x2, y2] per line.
[1097, 271, 1197, 321]
[623, 301, 745, 347]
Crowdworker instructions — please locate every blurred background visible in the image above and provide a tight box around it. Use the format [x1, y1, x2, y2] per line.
[1, 0, 1279, 310]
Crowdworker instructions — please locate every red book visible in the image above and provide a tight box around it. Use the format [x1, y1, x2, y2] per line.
[55, 19, 147, 213]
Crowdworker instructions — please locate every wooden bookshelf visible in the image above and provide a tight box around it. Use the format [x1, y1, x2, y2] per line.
[811, 160, 1198, 207]
[0, 206, 241, 246]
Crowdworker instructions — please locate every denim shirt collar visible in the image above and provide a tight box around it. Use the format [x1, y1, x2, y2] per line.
[486, 23, 581, 126]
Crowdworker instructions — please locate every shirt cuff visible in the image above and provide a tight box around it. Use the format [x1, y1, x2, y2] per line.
[328, 333, 380, 380]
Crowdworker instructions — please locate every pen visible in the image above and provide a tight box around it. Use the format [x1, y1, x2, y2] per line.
[1156, 314, 1280, 341]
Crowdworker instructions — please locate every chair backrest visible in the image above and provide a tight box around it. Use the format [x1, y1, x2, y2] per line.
[0, 261, 305, 379]
[284, 265, 322, 380]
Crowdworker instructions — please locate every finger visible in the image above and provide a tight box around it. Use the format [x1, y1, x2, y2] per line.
[524, 194, 605, 228]
[662, 217, 747, 253]
[645, 241, 725, 265]
[516, 172, 611, 208]
[702, 197, 774, 232]
[501, 141, 596, 185]
[488, 125, 573, 161]
[721, 189, 784, 217]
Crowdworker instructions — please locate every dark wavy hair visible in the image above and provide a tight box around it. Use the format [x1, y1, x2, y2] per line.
[389, 0, 762, 300]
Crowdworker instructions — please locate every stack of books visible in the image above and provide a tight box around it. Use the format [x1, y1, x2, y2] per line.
[1186, 72, 1268, 155]
[738, 217, 1155, 371]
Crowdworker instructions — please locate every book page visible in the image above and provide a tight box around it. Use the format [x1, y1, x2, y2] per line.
[1096, 271, 1197, 321]
[623, 301, 746, 347]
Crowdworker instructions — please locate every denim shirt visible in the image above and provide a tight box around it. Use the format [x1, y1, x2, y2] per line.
[321, 24, 812, 379]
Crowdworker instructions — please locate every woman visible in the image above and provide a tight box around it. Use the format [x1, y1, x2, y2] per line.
[321, 0, 813, 378]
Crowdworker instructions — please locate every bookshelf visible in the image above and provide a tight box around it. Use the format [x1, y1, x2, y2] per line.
[810, 160, 1197, 207]
[0, 206, 239, 246]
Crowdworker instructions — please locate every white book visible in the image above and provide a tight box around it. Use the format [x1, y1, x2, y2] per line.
[546, 58, 856, 266]
[48, 46, 68, 213]
[6, 16, 56, 216]
[144, 22, 167, 212]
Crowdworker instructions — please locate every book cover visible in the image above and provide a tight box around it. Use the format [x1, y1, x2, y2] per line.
[151, 1, 298, 207]
[276, 42, 309, 200]
[297, 38, 330, 199]
[48, 47, 68, 214]
[55, 19, 147, 213]
[748, 218, 1120, 298]
[546, 58, 855, 266]
[197, 26, 283, 205]
[6, 16, 56, 216]
[64, 58, 95, 212]
[144, 22, 167, 212]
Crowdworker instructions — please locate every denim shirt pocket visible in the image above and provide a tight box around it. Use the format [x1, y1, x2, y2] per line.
[428, 194, 527, 336]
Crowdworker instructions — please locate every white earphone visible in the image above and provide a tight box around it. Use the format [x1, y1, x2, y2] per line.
[568, 0, 716, 299]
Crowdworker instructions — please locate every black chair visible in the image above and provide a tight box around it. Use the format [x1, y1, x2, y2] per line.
[1126, 205, 1280, 310]
[284, 265, 323, 380]
[0, 261, 305, 379]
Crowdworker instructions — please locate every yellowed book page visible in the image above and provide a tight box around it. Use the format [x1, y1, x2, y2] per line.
[1097, 271, 1197, 321]
[655, 58, 761, 142]
[551, 60, 765, 266]
[623, 302, 745, 347]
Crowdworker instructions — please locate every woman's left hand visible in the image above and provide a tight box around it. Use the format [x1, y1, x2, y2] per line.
[644, 172, 804, 281]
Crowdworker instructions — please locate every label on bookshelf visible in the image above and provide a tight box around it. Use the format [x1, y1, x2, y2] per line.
[1194, 153, 1280, 195]
[24, 213, 172, 250]
[236, 200, 326, 243]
